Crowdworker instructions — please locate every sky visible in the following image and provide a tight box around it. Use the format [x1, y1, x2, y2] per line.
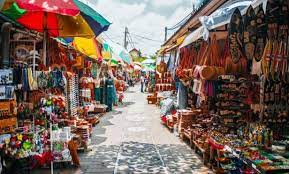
[87, 0, 194, 57]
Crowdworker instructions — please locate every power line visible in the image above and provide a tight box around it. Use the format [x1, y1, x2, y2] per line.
[167, 12, 192, 31]
[130, 33, 162, 43]
[127, 31, 136, 49]
[103, 32, 116, 43]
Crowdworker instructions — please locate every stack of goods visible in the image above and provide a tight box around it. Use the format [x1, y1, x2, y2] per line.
[215, 76, 251, 134]
[77, 106, 99, 126]
[155, 72, 175, 92]
[191, 113, 214, 149]
[177, 110, 194, 138]
[93, 103, 108, 113]
[75, 126, 91, 145]
[147, 93, 157, 104]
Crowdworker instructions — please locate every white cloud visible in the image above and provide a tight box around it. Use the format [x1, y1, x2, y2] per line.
[151, 0, 179, 7]
[89, 0, 192, 56]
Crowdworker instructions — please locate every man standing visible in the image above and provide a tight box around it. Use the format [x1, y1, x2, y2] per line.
[140, 75, 144, 92]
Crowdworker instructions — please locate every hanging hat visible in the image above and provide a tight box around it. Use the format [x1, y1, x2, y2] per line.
[14, 45, 30, 60]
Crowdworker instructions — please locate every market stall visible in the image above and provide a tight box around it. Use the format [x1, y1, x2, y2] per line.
[154, 0, 289, 173]
[0, 0, 113, 172]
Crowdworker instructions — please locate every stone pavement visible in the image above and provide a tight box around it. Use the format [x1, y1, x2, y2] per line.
[32, 85, 211, 174]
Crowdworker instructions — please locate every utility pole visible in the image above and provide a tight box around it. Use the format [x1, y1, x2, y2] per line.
[124, 27, 128, 49]
[164, 27, 168, 42]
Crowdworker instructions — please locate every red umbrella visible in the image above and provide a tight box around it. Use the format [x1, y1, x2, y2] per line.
[4, 0, 80, 65]
[16, 0, 79, 15]
[16, 0, 80, 36]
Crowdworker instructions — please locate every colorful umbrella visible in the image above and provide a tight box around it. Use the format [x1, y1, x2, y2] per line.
[1, 0, 110, 37]
[72, 37, 102, 59]
[109, 42, 132, 65]
[102, 43, 113, 60]
[142, 58, 155, 65]
[119, 50, 132, 65]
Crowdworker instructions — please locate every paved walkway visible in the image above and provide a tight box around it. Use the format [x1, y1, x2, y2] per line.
[34, 85, 211, 174]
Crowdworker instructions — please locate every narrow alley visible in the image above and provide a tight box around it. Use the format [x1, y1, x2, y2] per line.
[37, 85, 211, 174]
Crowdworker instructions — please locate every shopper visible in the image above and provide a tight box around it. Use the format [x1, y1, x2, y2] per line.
[144, 76, 149, 92]
[140, 75, 145, 92]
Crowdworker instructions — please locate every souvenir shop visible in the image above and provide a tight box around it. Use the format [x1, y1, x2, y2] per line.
[0, 19, 117, 171]
[151, 0, 289, 173]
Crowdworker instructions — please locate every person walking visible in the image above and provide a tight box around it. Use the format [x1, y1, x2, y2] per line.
[144, 75, 149, 92]
[140, 75, 144, 92]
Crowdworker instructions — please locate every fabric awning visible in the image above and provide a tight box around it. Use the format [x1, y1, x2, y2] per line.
[200, 0, 252, 31]
[251, 0, 267, 9]
[199, 0, 267, 40]
[199, 0, 253, 40]
[179, 0, 268, 46]
[180, 26, 204, 48]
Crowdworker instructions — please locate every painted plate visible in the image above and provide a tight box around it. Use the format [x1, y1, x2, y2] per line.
[243, 6, 257, 60]
[229, 8, 244, 64]
[254, 6, 267, 62]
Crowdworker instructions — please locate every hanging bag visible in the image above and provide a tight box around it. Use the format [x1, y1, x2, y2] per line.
[193, 42, 208, 78]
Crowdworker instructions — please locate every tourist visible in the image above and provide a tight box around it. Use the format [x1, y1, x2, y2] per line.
[140, 75, 145, 92]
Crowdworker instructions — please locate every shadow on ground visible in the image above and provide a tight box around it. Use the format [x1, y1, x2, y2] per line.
[117, 102, 135, 108]
[125, 90, 136, 94]
[30, 142, 210, 174]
